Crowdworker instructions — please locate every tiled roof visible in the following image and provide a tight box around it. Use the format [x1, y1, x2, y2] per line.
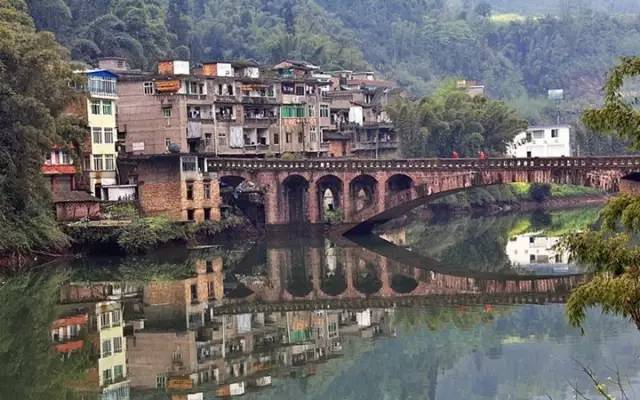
[52, 190, 101, 203]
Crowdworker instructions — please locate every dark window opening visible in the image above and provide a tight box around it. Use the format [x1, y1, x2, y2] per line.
[187, 209, 195, 221]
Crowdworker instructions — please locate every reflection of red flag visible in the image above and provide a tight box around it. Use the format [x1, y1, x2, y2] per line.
[484, 304, 493, 313]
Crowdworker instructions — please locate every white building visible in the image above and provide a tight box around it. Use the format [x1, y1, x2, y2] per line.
[507, 125, 571, 158]
[505, 232, 571, 273]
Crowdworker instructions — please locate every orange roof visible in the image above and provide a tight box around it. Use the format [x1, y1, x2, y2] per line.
[42, 164, 77, 175]
[55, 340, 85, 353]
[52, 314, 88, 329]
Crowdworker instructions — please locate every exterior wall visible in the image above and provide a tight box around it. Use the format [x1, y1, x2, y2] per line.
[328, 140, 350, 157]
[508, 126, 571, 158]
[55, 201, 101, 221]
[118, 80, 188, 154]
[137, 157, 182, 219]
[126, 332, 197, 389]
[505, 233, 569, 267]
[87, 76, 118, 196]
[96, 302, 127, 388]
[620, 177, 640, 196]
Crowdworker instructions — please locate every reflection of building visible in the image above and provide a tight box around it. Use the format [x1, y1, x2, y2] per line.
[50, 300, 130, 400]
[507, 125, 572, 158]
[505, 232, 571, 273]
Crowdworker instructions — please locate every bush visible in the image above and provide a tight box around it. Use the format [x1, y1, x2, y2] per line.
[194, 215, 247, 237]
[529, 183, 552, 202]
[103, 203, 138, 220]
[323, 209, 343, 225]
[117, 217, 188, 254]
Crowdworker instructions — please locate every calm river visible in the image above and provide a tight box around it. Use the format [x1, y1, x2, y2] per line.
[2, 207, 640, 399]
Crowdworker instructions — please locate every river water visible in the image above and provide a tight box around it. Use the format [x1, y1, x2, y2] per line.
[2, 207, 640, 399]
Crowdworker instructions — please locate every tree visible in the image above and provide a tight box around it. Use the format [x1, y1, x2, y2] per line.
[388, 81, 527, 158]
[559, 57, 640, 330]
[0, 0, 76, 258]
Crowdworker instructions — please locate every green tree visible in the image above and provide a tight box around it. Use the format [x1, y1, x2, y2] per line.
[388, 81, 527, 157]
[0, 0, 76, 258]
[559, 57, 640, 330]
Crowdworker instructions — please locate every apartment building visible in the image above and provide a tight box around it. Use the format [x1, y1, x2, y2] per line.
[115, 59, 398, 159]
[323, 70, 399, 158]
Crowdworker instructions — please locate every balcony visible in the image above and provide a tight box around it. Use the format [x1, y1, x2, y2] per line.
[352, 141, 399, 151]
[241, 96, 278, 105]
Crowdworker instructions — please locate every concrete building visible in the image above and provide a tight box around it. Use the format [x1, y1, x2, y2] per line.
[505, 232, 571, 273]
[507, 125, 572, 158]
[96, 301, 128, 390]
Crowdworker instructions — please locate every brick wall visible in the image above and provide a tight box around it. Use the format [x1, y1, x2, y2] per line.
[621, 178, 640, 196]
[137, 157, 182, 219]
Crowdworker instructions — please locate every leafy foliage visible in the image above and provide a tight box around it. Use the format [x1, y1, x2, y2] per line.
[529, 183, 551, 203]
[0, 0, 76, 257]
[388, 81, 527, 158]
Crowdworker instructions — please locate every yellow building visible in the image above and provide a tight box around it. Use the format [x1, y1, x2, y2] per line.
[96, 301, 128, 392]
[82, 69, 119, 198]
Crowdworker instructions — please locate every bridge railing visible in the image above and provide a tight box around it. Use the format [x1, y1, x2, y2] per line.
[207, 156, 640, 172]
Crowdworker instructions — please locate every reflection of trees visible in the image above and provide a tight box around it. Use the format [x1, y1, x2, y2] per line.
[242, 305, 640, 400]
[402, 208, 600, 272]
[0, 271, 92, 399]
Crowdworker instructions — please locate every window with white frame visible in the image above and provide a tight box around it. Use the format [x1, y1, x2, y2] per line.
[112, 310, 121, 326]
[105, 155, 115, 171]
[92, 127, 103, 144]
[308, 104, 315, 117]
[320, 104, 329, 118]
[156, 375, 167, 388]
[103, 368, 113, 385]
[102, 339, 112, 357]
[551, 129, 559, 138]
[113, 336, 123, 353]
[162, 107, 172, 118]
[91, 100, 101, 115]
[143, 82, 154, 95]
[114, 365, 124, 379]
[103, 128, 114, 144]
[100, 312, 110, 328]
[102, 100, 113, 115]
[93, 155, 103, 171]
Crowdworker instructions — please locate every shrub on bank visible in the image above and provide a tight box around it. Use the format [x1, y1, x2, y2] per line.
[529, 183, 552, 202]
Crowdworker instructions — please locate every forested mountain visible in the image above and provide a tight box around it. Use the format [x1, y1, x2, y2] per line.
[25, 0, 640, 110]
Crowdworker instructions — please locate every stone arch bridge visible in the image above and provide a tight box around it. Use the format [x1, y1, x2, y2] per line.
[207, 156, 640, 233]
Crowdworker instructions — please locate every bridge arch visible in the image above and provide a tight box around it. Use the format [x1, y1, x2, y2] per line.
[316, 175, 343, 222]
[282, 174, 309, 224]
[285, 248, 313, 298]
[354, 259, 383, 295]
[386, 174, 414, 193]
[390, 274, 419, 294]
[350, 174, 378, 213]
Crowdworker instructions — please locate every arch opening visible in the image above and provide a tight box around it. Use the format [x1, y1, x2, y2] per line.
[285, 248, 313, 298]
[387, 174, 414, 193]
[390, 274, 419, 294]
[317, 175, 343, 222]
[283, 175, 310, 224]
[350, 175, 378, 213]
[354, 259, 382, 295]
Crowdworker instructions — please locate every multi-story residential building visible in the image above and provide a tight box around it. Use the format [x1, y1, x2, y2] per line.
[323, 70, 399, 158]
[117, 59, 391, 159]
[78, 69, 120, 198]
[42, 147, 77, 193]
[96, 301, 128, 390]
[507, 125, 572, 158]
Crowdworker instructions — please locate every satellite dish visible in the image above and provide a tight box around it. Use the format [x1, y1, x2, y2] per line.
[168, 143, 181, 153]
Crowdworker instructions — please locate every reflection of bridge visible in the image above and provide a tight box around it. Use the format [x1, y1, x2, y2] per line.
[208, 157, 640, 233]
[217, 242, 584, 315]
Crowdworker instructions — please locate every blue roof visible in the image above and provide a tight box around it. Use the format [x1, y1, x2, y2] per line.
[83, 69, 119, 79]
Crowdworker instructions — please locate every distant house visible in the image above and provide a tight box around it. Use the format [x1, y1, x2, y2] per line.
[52, 190, 101, 221]
[507, 125, 571, 158]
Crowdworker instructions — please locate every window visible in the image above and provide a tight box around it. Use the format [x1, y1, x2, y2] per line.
[104, 128, 114, 144]
[102, 339, 112, 357]
[103, 369, 113, 385]
[307, 105, 315, 117]
[186, 181, 194, 200]
[286, 131, 292, 143]
[218, 132, 227, 146]
[295, 85, 305, 95]
[143, 81, 154, 95]
[93, 155, 104, 171]
[162, 107, 172, 118]
[92, 127, 103, 144]
[156, 375, 167, 389]
[310, 127, 317, 143]
[102, 100, 113, 115]
[273, 132, 280, 145]
[113, 337, 123, 353]
[112, 310, 121, 326]
[204, 208, 211, 221]
[205, 133, 212, 148]
[60, 151, 70, 164]
[525, 131, 532, 142]
[187, 209, 195, 221]
[88, 77, 116, 96]
[298, 131, 303, 143]
[114, 365, 124, 379]
[165, 138, 171, 151]
[181, 156, 197, 172]
[551, 129, 559, 138]
[281, 106, 306, 118]
[320, 104, 329, 118]
[203, 182, 211, 199]
[91, 100, 101, 115]
[532, 130, 544, 139]
[104, 155, 115, 171]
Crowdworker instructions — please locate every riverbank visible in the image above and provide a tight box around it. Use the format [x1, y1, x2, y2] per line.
[428, 183, 608, 216]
